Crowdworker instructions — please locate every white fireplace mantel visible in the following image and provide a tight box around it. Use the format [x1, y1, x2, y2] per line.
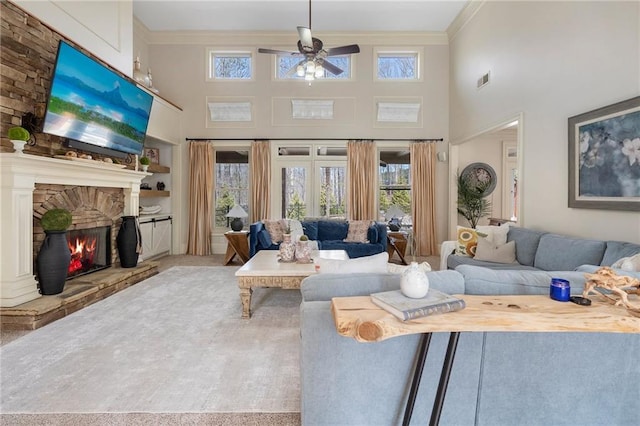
[0, 153, 149, 307]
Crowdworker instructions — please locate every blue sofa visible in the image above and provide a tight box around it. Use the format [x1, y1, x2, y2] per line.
[249, 220, 387, 259]
[300, 270, 639, 425]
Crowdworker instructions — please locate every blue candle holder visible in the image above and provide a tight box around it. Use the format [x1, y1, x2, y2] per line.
[550, 278, 571, 302]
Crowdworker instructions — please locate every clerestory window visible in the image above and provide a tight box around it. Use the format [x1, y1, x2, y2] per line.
[375, 50, 421, 81]
[207, 50, 253, 81]
[277, 55, 351, 80]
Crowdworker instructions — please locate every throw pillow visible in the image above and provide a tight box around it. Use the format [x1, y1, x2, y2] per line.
[476, 223, 510, 246]
[264, 220, 284, 243]
[257, 229, 273, 248]
[473, 238, 517, 263]
[456, 226, 484, 257]
[316, 252, 389, 273]
[344, 220, 371, 243]
[387, 261, 432, 274]
[611, 253, 640, 272]
[287, 219, 304, 241]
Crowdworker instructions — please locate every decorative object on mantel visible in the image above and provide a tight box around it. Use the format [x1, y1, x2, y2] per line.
[583, 266, 640, 317]
[226, 205, 248, 231]
[7, 126, 30, 153]
[139, 155, 150, 172]
[117, 216, 142, 268]
[36, 208, 72, 295]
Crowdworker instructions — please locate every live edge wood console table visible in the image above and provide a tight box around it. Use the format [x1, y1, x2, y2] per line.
[331, 294, 640, 426]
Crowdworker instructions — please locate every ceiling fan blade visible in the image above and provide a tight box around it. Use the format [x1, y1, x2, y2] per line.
[258, 48, 301, 56]
[326, 44, 360, 56]
[297, 26, 313, 51]
[286, 59, 306, 77]
[320, 59, 343, 76]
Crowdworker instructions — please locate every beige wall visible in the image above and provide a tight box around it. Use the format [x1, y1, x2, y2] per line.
[449, 1, 640, 243]
[143, 32, 452, 251]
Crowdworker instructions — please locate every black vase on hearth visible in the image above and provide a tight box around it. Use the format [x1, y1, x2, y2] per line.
[117, 216, 142, 268]
[36, 231, 71, 295]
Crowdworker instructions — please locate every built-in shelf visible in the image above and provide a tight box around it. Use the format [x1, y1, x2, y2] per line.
[140, 190, 170, 198]
[126, 163, 170, 174]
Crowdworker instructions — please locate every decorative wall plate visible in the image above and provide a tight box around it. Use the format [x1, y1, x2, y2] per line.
[461, 162, 497, 196]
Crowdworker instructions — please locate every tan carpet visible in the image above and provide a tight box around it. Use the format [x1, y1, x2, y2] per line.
[1, 266, 300, 417]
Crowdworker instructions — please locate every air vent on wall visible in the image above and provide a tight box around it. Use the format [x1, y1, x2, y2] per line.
[477, 71, 490, 89]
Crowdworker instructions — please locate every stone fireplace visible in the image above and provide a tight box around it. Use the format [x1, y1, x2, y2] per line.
[0, 153, 147, 308]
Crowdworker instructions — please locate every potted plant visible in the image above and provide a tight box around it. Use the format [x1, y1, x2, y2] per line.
[139, 155, 151, 172]
[457, 173, 492, 228]
[7, 126, 30, 153]
[36, 208, 73, 295]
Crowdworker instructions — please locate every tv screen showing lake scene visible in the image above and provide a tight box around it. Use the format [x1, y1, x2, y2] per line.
[43, 41, 153, 156]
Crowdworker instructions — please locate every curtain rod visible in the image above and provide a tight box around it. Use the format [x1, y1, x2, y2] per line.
[185, 137, 444, 142]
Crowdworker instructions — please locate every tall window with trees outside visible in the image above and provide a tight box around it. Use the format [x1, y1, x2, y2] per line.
[281, 167, 307, 220]
[319, 165, 346, 218]
[214, 150, 249, 228]
[379, 149, 411, 225]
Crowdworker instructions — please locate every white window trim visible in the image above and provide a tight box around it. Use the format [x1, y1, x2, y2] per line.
[374, 47, 423, 82]
[206, 48, 255, 82]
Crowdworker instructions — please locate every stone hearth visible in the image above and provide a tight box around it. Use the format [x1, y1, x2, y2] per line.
[1, 262, 158, 330]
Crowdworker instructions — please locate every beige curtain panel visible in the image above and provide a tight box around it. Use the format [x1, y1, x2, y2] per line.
[186, 141, 214, 255]
[410, 141, 438, 256]
[347, 140, 377, 221]
[250, 140, 271, 222]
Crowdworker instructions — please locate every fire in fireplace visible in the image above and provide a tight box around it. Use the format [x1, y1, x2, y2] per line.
[66, 226, 112, 279]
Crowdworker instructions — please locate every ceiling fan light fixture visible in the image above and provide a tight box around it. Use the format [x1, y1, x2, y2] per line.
[296, 64, 305, 77]
[305, 60, 316, 73]
[314, 64, 324, 78]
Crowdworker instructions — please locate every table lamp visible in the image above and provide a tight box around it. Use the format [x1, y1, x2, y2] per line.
[385, 205, 405, 231]
[226, 205, 248, 231]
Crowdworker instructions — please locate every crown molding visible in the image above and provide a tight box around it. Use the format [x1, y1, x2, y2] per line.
[447, 0, 486, 42]
[142, 30, 449, 46]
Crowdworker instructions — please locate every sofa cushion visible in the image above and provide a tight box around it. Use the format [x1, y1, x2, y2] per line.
[507, 227, 546, 266]
[367, 226, 379, 244]
[476, 224, 510, 246]
[344, 220, 371, 243]
[455, 226, 481, 257]
[257, 229, 272, 248]
[473, 239, 517, 264]
[264, 219, 284, 243]
[601, 241, 640, 266]
[316, 252, 389, 274]
[302, 220, 318, 241]
[534, 234, 606, 271]
[448, 254, 539, 271]
[317, 220, 349, 241]
[455, 265, 589, 295]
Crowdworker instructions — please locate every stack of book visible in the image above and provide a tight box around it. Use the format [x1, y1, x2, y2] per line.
[371, 288, 465, 321]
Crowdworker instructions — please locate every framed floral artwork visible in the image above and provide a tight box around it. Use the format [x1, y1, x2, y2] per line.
[568, 96, 640, 211]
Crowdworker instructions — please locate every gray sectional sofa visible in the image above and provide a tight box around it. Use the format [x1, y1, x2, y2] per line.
[300, 271, 640, 425]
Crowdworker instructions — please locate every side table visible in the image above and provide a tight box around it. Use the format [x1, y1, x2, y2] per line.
[387, 231, 408, 265]
[331, 294, 639, 426]
[224, 231, 249, 265]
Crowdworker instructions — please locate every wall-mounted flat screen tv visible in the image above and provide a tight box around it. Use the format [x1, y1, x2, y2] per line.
[43, 41, 153, 158]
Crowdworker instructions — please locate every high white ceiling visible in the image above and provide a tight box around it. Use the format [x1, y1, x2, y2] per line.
[132, 0, 469, 33]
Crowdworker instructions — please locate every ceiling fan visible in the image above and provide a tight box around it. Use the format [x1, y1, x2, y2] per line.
[258, 0, 360, 80]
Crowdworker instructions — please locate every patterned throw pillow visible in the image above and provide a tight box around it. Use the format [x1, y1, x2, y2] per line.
[344, 220, 371, 243]
[456, 226, 481, 257]
[263, 220, 284, 243]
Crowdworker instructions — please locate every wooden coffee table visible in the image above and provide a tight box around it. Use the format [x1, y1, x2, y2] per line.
[236, 249, 348, 318]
